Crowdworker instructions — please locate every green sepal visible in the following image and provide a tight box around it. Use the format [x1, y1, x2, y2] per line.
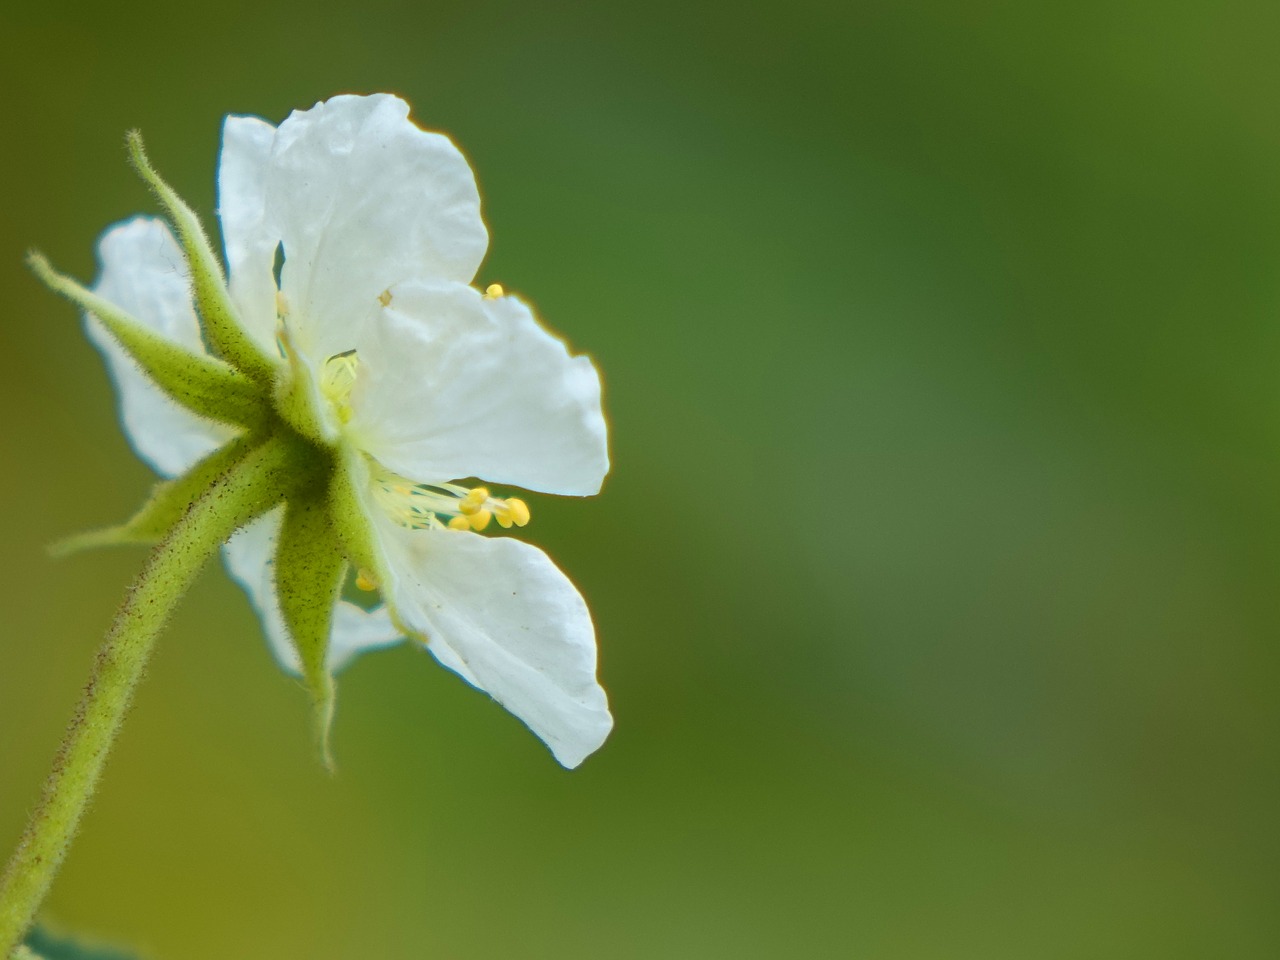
[28, 252, 268, 430]
[49, 435, 257, 558]
[327, 449, 422, 645]
[126, 131, 280, 384]
[275, 487, 347, 772]
[272, 322, 336, 446]
[328, 448, 390, 585]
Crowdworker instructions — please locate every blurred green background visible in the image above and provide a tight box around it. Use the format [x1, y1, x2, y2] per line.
[1, 0, 1278, 957]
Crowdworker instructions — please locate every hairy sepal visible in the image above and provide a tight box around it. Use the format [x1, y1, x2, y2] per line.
[49, 436, 257, 557]
[126, 131, 279, 384]
[28, 252, 267, 430]
[327, 449, 384, 580]
[276, 488, 347, 771]
[273, 323, 337, 446]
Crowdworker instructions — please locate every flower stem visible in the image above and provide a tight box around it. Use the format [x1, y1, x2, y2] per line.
[0, 437, 295, 958]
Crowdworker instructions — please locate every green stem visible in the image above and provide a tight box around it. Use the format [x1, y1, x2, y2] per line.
[0, 437, 295, 958]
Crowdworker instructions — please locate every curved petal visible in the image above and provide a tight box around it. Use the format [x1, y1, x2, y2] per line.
[375, 518, 613, 768]
[223, 508, 404, 674]
[349, 281, 609, 496]
[89, 217, 234, 477]
[267, 94, 488, 364]
[217, 113, 281, 352]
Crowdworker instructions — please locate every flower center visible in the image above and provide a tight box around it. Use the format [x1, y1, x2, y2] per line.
[320, 350, 359, 424]
[322, 351, 530, 534]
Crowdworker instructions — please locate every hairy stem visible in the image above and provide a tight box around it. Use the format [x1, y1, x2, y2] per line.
[0, 437, 296, 957]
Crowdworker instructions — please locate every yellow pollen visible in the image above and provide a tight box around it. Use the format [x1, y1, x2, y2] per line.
[468, 509, 493, 531]
[447, 516, 471, 531]
[378, 289, 392, 307]
[483, 283, 505, 300]
[458, 487, 490, 515]
[355, 569, 379, 591]
[505, 498, 531, 527]
[492, 497, 532, 529]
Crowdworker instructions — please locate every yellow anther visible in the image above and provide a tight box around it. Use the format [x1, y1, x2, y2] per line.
[366, 465, 537, 535]
[492, 497, 532, 529]
[378, 289, 392, 307]
[505, 498, 531, 527]
[355, 569, 379, 591]
[458, 487, 489, 515]
[483, 283, 505, 300]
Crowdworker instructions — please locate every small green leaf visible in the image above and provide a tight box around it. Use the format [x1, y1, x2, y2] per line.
[49, 435, 257, 557]
[28, 252, 268, 430]
[276, 488, 347, 771]
[125, 131, 279, 384]
[23, 926, 139, 960]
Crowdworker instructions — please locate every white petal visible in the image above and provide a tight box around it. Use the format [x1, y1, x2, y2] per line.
[267, 94, 487, 364]
[217, 114, 281, 353]
[328, 601, 405, 672]
[223, 508, 404, 674]
[376, 520, 613, 768]
[89, 217, 234, 477]
[349, 281, 609, 496]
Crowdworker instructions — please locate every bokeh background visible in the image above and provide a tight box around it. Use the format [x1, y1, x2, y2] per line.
[1, 1, 1278, 957]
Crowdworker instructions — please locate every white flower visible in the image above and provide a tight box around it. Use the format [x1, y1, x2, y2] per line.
[87, 94, 612, 768]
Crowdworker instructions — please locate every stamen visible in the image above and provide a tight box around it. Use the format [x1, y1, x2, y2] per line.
[493, 497, 531, 528]
[483, 283, 505, 300]
[368, 463, 531, 534]
[505, 498, 531, 527]
[355, 569, 379, 591]
[320, 350, 359, 423]
[457, 487, 489, 515]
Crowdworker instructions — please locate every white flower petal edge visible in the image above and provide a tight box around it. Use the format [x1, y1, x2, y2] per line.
[218, 94, 489, 367]
[217, 114, 280, 354]
[349, 280, 609, 497]
[89, 217, 234, 477]
[223, 508, 404, 674]
[373, 519, 613, 769]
